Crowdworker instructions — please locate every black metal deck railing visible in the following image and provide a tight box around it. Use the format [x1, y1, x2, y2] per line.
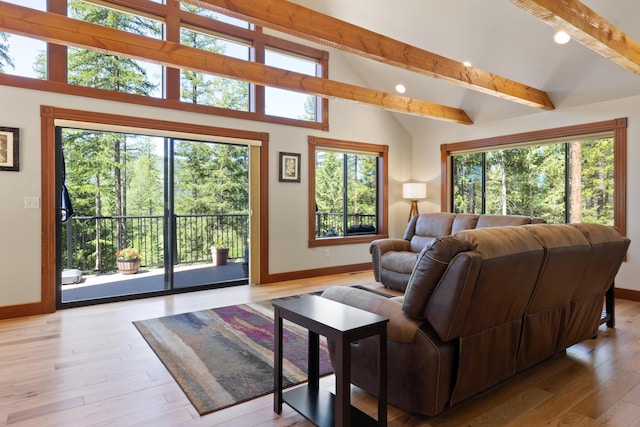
[315, 212, 377, 237]
[63, 213, 249, 274]
[63, 212, 377, 274]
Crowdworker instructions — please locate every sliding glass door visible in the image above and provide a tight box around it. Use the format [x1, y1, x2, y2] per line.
[58, 127, 249, 306]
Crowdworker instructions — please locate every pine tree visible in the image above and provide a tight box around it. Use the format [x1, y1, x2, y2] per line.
[180, 6, 249, 110]
[0, 33, 15, 72]
[65, 0, 160, 264]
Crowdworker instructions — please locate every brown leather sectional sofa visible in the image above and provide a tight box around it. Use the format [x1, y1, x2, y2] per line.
[323, 222, 630, 416]
[371, 212, 546, 291]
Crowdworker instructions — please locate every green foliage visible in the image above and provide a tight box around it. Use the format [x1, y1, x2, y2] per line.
[128, 139, 163, 216]
[115, 246, 140, 260]
[315, 150, 378, 236]
[67, 0, 160, 95]
[579, 138, 615, 224]
[173, 141, 249, 215]
[301, 95, 317, 121]
[180, 26, 249, 111]
[315, 151, 344, 214]
[62, 129, 121, 216]
[0, 32, 15, 72]
[452, 153, 482, 214]
[452, 138, 615, 225]
[59, 1, 252, 271]
[346, 153, 377, 216]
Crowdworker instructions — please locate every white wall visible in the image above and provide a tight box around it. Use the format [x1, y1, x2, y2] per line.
[0, 61, 412, 307]
[411, 95, 640, 291]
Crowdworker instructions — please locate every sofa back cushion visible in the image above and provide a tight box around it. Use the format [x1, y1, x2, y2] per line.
[451, 213, 479, 233]
[475, 214, 533, 228]
[561, 223, 631, 347]
[402, 236, 470, 319]
[442, 226, 545, 404]
[408, 212, 456, 252]
[515, 224, 592, 371]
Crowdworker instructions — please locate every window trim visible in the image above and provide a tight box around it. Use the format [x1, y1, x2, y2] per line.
[308, 136, 388, 247]
[40, 104, 270, 313]
[440, 118, 627, 235]
[0, 0, 329, 130]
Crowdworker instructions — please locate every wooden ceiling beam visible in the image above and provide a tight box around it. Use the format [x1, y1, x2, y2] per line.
[510, 0, 640, 75]
[0, 2, 472, 124]
[190, 0, 554, 110]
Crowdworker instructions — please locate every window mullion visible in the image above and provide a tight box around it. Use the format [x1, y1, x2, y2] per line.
[165, 0, 180, 101]
[253, 39, 265, 116]
[342, 153, 348, 236]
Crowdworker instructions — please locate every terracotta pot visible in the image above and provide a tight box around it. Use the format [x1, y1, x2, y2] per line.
[211, 247, 229, 266]
[117, 258, 140, 275]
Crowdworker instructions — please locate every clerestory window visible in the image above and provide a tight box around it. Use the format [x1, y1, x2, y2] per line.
[0, 0, 328, 129]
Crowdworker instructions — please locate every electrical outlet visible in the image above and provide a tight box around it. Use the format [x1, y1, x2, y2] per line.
[24, 196, 40, 209]
[325, 249, 330, 257]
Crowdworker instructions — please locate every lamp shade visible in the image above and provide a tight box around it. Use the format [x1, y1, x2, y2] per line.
[403, 182, 427, 200]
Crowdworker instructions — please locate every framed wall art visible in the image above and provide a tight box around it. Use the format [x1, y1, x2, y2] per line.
[0, 127, 19, 172]
[279, 152, 301, 183]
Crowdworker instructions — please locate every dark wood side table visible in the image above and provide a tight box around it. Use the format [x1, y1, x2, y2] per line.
[273, 294, 389, 427]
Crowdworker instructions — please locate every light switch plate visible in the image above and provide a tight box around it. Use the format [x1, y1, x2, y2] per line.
[24, 196, 40, 209]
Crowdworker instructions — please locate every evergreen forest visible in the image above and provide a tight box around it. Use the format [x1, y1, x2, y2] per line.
[452, 138, 615, 225]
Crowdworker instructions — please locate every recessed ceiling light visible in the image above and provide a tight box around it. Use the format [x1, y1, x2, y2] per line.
[395, 84, 406, 94]
[463, 61, 472, 67]
[554, 31, 571, 44]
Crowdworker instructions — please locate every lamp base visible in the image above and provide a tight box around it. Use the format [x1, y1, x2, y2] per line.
[408, 200, 419, 222]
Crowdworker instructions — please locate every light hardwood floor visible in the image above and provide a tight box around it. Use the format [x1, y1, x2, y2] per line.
[1, 271, 640, 426]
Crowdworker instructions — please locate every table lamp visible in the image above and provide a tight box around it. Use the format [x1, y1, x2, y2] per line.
[403, 182, 427, 221]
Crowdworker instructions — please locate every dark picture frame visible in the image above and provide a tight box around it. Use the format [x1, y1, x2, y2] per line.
[0, 127, 19, 172]
[279, 152, 301, 182]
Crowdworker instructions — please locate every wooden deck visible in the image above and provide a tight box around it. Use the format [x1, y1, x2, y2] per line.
[62, 262, 246, 302]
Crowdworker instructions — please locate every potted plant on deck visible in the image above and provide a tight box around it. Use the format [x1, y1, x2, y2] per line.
[116, 246, 141, 275]
[211, 241, 229, 266]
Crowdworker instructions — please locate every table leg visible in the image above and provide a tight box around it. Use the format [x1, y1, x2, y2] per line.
[274, 309, 283, 414]
[335, 338, 350, 427]
[308, 331, 319, 390]
[377, 328, 387, 426]
[606, 282, 615, 328]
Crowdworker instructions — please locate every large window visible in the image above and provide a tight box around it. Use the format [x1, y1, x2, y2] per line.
[444, 119, 627, 234]
[309, 136, 388, 247]
[0, 0, 328, 129]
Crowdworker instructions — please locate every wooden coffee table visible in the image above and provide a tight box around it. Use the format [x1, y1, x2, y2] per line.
[273, 294, 388, 427]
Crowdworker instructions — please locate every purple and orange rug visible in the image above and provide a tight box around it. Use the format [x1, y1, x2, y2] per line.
[133, 296, 333, 415]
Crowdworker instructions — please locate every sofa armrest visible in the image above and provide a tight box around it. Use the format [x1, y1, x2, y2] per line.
[370, 239, 411, 282]
[370, 238, 411, 255]
[321, 286, 421, 343]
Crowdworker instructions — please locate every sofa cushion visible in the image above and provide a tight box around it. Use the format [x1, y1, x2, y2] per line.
[475, 214, 532, 228]
[403, 236, 470, 319]
[409, 213, 456, 252]
[381, 251, 418, 274]
[451, 213, 479, 233]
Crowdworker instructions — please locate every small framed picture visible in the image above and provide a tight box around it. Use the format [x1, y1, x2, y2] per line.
[279, 152, 301, 183]
[0, 127, 19, 172]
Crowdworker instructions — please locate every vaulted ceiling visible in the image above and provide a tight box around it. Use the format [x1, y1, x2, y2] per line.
[287, 0, 640, 134]
[2, 0, 638, 135]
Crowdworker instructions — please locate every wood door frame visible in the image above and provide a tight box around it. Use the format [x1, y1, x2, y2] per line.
[40, 105, 269, 314]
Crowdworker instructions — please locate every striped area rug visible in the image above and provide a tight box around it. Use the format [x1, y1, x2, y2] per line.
[133, 296, 333, 415]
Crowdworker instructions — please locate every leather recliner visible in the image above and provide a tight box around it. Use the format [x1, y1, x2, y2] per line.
[370, 212, 546, 291]
[323, 223, 629, 416]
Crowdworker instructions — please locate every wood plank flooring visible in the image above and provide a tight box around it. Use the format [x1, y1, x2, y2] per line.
[1, 271, 640, 426]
